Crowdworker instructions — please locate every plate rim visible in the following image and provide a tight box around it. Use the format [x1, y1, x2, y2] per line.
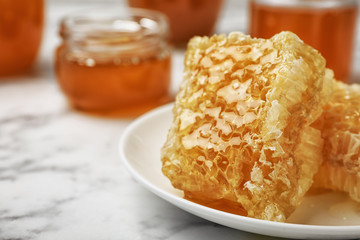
[119, 103, 360, 239]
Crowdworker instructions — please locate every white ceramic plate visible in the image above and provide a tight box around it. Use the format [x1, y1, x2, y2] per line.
[119, 103, 360, 239]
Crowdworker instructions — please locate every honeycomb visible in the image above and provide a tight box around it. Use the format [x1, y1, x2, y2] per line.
[312, 81, 360, 202]
[161, 31, 334, 222]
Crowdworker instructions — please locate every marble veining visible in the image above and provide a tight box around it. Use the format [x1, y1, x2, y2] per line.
[0, 53, 273, 240]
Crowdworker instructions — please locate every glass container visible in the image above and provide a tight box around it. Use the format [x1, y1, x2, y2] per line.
[0, 0, 44, 77]
[128, 0, 224, 45]
[55, 8, 172, 117]
[250, 0, 359, 82]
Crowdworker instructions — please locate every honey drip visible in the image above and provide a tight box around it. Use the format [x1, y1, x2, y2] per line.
[185, 192, 247, 216]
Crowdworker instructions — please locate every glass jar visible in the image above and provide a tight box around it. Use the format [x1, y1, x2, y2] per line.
[249, 0, 359, 82]
[0, 0, 44, 77]
[55, 8, 172, 117]
[127, 0, 224, 45]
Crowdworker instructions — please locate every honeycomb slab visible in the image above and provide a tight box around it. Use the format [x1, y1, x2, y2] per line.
[161, 31, 333, 221]
[313, 81, 360, 202]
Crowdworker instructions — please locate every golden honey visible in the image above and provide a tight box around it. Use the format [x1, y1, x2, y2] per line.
[312, 81, 360, 202]
[0, 0, 43, 76]
[249, 0, 358, 82]
[127, 0, 223, 45]
[55, 8, 171, 117]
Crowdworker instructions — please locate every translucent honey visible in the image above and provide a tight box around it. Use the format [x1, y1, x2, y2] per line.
[250, 0, 358, 82]
[55, 8, 171, 116]
[127, 0, 223, 45]
[0, 0, 44, 76]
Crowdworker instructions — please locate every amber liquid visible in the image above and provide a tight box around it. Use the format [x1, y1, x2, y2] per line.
[55, 46, 171, 117]
[128, 0, 223, 45]
[250, 1, 358, 82]
[185, 193, 247, 216]
[0, 0, 43, 76]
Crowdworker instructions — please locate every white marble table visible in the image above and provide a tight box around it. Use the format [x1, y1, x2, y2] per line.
[0, 1, 359, 240]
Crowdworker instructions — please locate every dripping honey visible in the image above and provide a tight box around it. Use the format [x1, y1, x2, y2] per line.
[55, 8, 171, 117]
[0, 0, 43, 76]
[184, 193, 247, 216]
[250, 0, 358, 82]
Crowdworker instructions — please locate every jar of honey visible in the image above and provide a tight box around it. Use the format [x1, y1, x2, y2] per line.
[127, 0, 224, 45]
[0, 0, 44, 77]
[249, 0, 359, 82]
[55, 8, 172, 117]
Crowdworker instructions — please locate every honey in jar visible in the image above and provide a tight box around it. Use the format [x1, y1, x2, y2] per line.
[0, 0, 44, 76]
[127, 0, 224, 45]
[250, 0, 359, 82]
[55, 8, 171, 117]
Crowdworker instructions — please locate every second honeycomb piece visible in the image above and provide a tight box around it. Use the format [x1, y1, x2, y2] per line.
[312, 81, 360, 202]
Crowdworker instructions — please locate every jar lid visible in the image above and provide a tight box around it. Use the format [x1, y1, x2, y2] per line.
[59, 7, 169, 53]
